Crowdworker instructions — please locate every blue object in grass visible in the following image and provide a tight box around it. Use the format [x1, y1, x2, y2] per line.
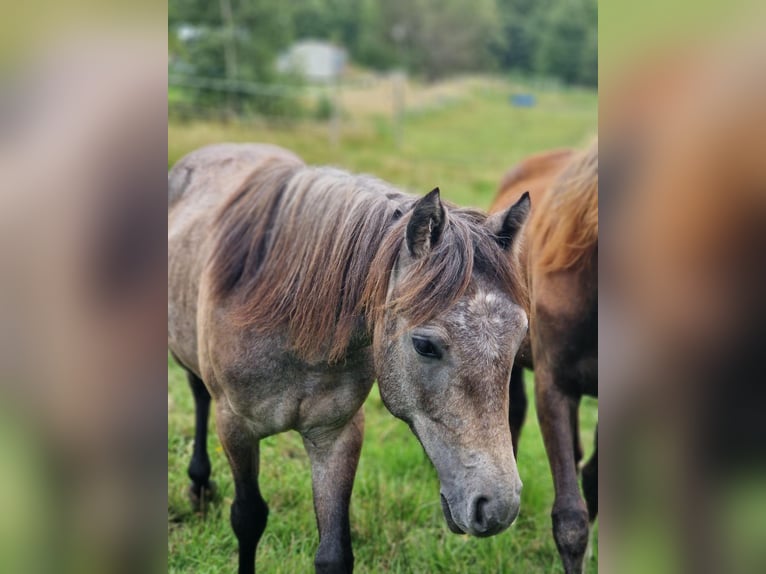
[510, 93, 536, 107]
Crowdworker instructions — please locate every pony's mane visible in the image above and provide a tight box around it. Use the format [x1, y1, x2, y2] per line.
[527, 139, 598, 274]
[208, 159, 526, 363]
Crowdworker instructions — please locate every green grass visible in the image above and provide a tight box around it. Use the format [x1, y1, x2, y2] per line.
[168, 78, 598, 573]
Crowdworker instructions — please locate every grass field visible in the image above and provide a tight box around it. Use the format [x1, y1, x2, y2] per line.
[168, 78, 598, 573]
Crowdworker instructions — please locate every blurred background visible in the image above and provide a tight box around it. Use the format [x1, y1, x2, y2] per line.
[167, 1, 597, 572]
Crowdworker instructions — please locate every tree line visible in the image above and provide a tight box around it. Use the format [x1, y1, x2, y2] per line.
[170, 0, 597, 87]
[168, 0, 596, 118]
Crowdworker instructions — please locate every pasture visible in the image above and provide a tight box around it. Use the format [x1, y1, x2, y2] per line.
[168, 77, 598, 573]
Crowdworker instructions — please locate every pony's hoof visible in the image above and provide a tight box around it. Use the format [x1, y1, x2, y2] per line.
[188, 481, 217, 515]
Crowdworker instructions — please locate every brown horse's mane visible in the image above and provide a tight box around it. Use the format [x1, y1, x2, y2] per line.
[208, 158, 526, 363]
[527, 139, 598, 274]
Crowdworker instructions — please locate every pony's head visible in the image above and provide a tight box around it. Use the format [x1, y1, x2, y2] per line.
[365, 188, 531, 536]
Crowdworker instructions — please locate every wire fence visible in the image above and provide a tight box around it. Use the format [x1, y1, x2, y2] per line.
[169, 73, 406, 146]
[167, 73, 577, 170]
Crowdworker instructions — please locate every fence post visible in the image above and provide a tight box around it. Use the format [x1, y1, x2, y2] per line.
[392, 71, 405, 148]
[330, 77, 341, 147]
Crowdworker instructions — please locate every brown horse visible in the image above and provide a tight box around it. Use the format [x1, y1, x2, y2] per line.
[490, 141, 598, 574]
[168, 143, 532, 573]
[489, 148, 575, 455]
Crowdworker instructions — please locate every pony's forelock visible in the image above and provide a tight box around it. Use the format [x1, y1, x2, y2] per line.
[361, 206, 529, 340]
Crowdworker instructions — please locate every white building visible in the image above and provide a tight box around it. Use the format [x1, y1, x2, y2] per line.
[276, 40, 347, 83]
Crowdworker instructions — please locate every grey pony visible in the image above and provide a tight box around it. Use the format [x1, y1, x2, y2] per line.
[168, 143, 531, 573]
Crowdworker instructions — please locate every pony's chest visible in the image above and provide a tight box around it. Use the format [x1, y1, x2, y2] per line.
[293, 370, 375, 435]
[218, 351, 375, 438]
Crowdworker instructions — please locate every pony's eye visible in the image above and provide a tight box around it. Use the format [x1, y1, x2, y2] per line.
[412, 336, 442, 359]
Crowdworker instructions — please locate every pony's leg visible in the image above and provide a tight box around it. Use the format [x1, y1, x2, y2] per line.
[302, 408, 364, 574]
[536, 369, 589, 574]
[582, 424, 597, 521]
[217, 407, 268, 574]
[186, 370, 215, 512]
[508, 364, 528, 457]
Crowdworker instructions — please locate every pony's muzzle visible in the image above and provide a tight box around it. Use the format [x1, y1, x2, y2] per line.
[465, 491, 521, 537]
[441, 484, 522, 537]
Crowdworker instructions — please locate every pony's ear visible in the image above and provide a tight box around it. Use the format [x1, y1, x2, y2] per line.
[406, 187, 446, 257]
[488, 191, 531, 250]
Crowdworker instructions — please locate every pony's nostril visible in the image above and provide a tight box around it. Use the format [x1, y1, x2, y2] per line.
[472, 496, 490, 529]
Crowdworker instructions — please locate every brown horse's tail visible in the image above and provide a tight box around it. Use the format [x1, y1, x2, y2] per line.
[527, 138, 598, 275]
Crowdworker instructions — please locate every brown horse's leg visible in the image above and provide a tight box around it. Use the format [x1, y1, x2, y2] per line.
[536, 369, 589, 574]
[582, 424, 597, 521]
[302, 408, 364, 574]
[217, 407, 268, 574]
[185, 370, 215, 512]
[508, 364, 528, 457]
[570, 400, 584, 467]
